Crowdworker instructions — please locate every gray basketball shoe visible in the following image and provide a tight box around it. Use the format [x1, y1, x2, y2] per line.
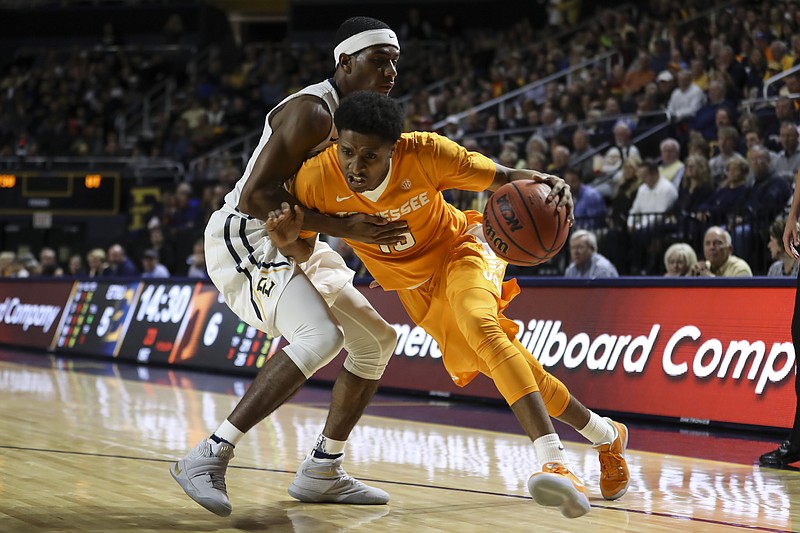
[170, 439, 235, 516]
[287, 454, 389, 504]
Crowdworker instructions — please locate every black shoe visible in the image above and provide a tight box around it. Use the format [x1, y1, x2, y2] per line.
[759, 441, 800, 466]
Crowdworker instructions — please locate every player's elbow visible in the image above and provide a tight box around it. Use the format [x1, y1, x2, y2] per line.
[238, 187, 276, 219]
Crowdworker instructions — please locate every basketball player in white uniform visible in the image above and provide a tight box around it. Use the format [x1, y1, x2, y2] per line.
[170, 17, 405, 516]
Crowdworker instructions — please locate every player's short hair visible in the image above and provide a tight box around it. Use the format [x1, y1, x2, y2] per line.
[335, 16, 392, 44]
[334, 92, 404, 144]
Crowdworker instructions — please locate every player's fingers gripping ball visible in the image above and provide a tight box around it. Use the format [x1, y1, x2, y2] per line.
[482, 180, 570, 266]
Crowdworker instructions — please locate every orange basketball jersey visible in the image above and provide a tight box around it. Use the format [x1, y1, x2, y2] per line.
[293, 132, 496, 289]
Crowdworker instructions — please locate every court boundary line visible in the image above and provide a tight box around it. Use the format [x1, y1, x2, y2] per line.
[0, 444, 791, 533]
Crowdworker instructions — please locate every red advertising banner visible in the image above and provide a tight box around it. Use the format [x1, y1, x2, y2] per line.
[0, 278, 795, 429]
[315, 284, 796, 429]
[0, 281, 72, 349]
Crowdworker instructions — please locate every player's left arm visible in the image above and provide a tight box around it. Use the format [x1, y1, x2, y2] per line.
[489, 163, 574, 224]
[265, 202, 315, 263]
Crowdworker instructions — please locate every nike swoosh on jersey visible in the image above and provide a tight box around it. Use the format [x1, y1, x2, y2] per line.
[336, 195, 354, 202]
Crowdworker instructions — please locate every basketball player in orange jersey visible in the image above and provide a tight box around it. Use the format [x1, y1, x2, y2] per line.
[170, 18, 409, 516]
[270, 91, 631, 519]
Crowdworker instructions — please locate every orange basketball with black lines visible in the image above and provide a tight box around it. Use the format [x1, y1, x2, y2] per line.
[482, 181, 570, 266]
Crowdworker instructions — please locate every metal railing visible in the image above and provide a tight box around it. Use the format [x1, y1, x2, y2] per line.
[431, 52, 620, 132]
[763, 64, 800, 99]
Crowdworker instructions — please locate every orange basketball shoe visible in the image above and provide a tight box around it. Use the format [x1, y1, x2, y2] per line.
[593, 419, 630, 500]
[527, 462, 590, 518]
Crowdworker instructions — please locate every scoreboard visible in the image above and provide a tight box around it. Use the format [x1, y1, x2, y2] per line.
[0, 172, 120, 215]
[43, 279, 283, 372]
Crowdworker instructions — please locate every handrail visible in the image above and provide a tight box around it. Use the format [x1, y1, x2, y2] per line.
[763, 64, 800, 99]
[0, 156, 185, 179]
[431, 52, 620, 131]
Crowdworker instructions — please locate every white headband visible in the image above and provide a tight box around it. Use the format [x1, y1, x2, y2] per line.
[333, 28, 399, 66]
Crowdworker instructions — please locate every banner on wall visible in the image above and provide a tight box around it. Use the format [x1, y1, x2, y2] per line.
[0, 281, 72, 349]
[0, 278, 795, 429]
[318, 285, 795, 429]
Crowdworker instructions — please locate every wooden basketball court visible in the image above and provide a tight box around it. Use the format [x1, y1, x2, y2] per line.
[1, 349, 798, 532]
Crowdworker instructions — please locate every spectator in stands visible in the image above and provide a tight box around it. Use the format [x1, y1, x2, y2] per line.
[667, 70, 706, 126]
[734, 145, 792, 265]
[658, 138, 685, 189]
[695, 158, 751, 225]
[763, 97, 798, 151]
[547, 145, 570, 175]
[622, 51, 656, 100]
[627, 159, 679, 231]
[654, 70, 675, 108]
[38, 247, 62, 277]
[442, 116, 465, 143]
[670, 154, 715, 248]
[602, 154, 642, 275]
[139, 224, 178, 275]
[689, 80, 731, 141]
[627, 159, 679, 274]
[663, 242, 698, 277]
[497, 141, 525, 169]
[564, 229, 619, 279]
[186, 239, 208, 279]
[67, 254, 86, 277]
[141, 249, 170, 278]
[709, 126, 746, 185]
[0, 251, 15, 277]
[564, 168, 606, 229]
[688, 226, 753, 277]
[591, 121, 640, 200]
[715, 44, 748, 102]
[86, 248, 107, 278]
[773, 122, 800, 182]
[770, 40, 794, 73]
[766, 218, 800, 277]
[569, 128, 596, 183]
[102, 244, 138, 277]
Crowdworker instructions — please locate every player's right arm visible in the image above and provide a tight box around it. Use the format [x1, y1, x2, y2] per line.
[784, 168, 800, 258]
[238, 96, 407, 245]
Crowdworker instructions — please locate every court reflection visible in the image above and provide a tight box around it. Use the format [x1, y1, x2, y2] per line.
[1, 353, 799, 532]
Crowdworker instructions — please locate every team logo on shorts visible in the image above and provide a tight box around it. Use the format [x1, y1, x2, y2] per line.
[256, 277, 277, 297]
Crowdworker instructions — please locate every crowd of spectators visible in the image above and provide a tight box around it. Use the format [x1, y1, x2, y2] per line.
[3, 0, 800, 279]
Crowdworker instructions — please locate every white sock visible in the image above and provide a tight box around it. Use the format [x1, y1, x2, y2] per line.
[533, 433, 570, 468]
[578, 412, 617, 446]
[313, 434, 347, 457]
[209, 419, 245, 446]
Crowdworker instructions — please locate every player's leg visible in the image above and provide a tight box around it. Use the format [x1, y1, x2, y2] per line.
[288, 283, 395, 504]
[447, 283, 589, 518]
[760, 277, 800, 466]
[171, 267, 345, 516]
[511, 338, 630, 501]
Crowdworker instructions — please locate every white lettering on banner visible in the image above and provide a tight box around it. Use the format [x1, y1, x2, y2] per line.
[663, 326, 794, 394]
[393, 323, 441, 358]
[0, 297, 61, 332]
[389, 314, 795, 395]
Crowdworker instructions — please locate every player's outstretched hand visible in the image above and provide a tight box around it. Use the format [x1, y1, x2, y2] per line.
[339, 213, 410, 245]
[538, 173, 575, 226]
[265, 202, 304, 248]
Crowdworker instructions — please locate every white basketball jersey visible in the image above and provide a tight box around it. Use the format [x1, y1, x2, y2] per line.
[223, 79, 341, 217]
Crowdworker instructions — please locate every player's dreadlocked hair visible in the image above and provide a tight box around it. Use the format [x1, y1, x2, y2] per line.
[334, 92, 403, 144]
[335, 17, 392, 45]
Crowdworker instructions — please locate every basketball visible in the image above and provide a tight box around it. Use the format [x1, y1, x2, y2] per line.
[482, 180, 570, 266]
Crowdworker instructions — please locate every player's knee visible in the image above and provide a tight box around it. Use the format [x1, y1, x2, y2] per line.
[344, 321, 397, 380]
[538, 373, 570, 417]
[284, 321, 345, 378]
